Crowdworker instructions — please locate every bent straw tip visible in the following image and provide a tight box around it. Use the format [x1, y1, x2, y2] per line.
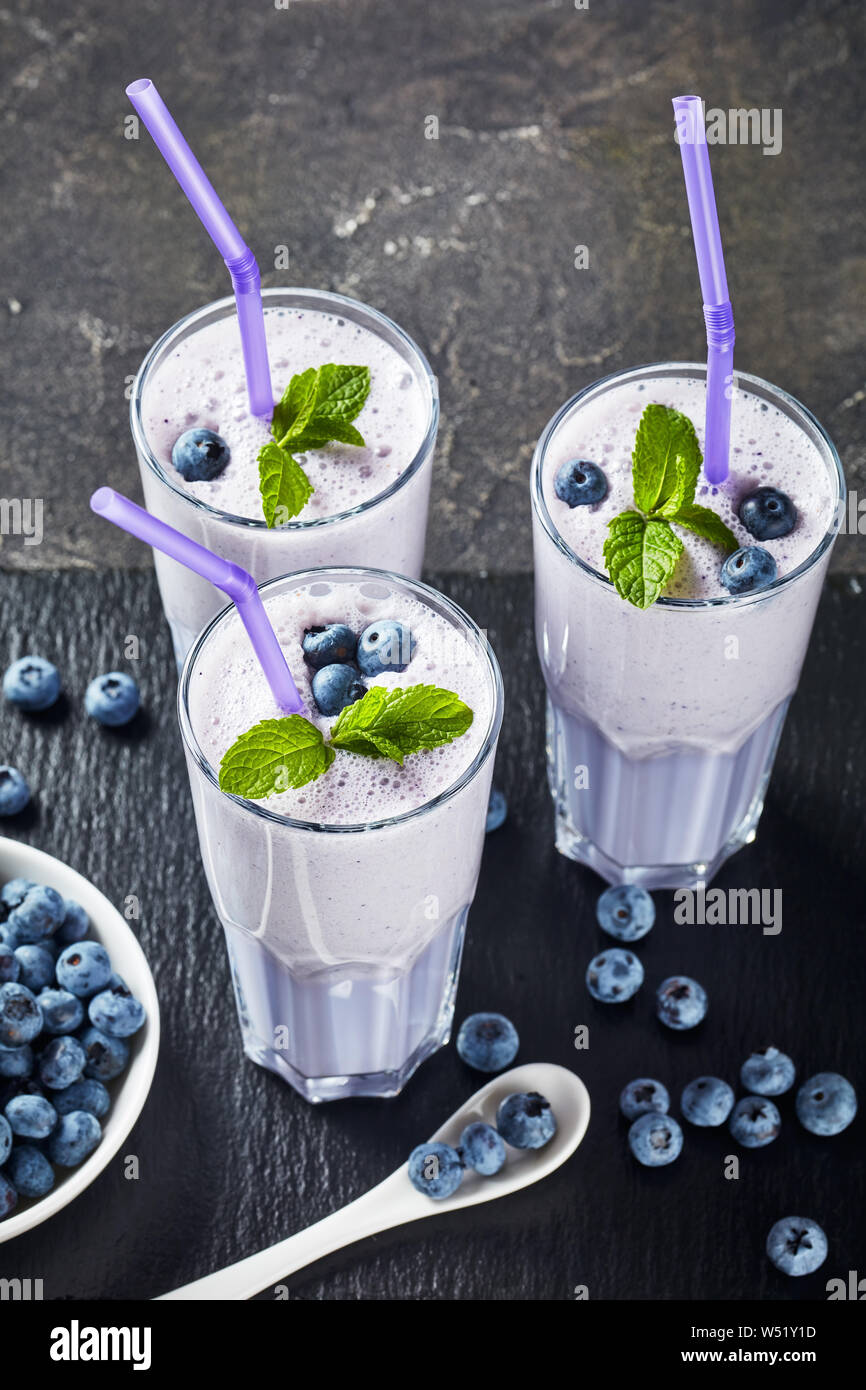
[126, 78, 153, 98]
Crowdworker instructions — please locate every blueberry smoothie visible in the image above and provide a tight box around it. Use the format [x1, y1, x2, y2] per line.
[132, 289, 438, 664]
[179, 568, 502, 1102]
[531, 363, 843, 888]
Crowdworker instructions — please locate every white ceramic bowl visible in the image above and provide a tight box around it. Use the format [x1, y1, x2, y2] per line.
[0, 838, 160, 1242]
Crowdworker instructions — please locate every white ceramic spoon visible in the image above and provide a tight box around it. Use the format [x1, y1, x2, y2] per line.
[158, 1062, 590, 1300]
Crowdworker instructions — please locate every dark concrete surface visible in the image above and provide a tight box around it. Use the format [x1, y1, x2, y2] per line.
[1, 0, 865, 575]
[0, 569, 863, 1300]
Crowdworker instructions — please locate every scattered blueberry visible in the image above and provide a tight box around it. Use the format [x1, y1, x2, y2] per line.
[302, 624, 358, 670]
[729, 1096, 781, 1148]
[407, 1141, 464, 1199]
[0, 1042, 33, 1079]
[485, 786, 507, 833]
[681, 1077, 735, 1128]
[796, 1072, 857, 1137]
[55, 942, 112, 999]
[0, 1113, 11, 1165]
[84, 672, 140, 727]
[38, 1036, 86, 1091]
[357, 620, 416, 676]
[171, 426, 231, 482]
[311, 663, 366, 717]
[0, 945, 19, 984]
[5, 1145, 55, 1199]
[56, 899, 89, 945]
[496, 1092, 557, 1149]
[88, 981, 146, 1038]
[460, 1122, 507, 1176]
[456, 1013, 519, 1073]
[13, 945, 54, 993]
[596, 884, 655, 942]
[766, 1217, 828, 1277]
[5, 1093, 57, 1139]
[628, 1112, 683, 1167]
[586, 948, 644, 1003]
[3, 656, 60, 711]
[655, 976, 708, 1030]
[37, 988, 84, 1035]
[619, 1079, 670, 1122]
[79, 1026, 129, 1081]
[0, 767, 30, 817]
[7, 884, 64, 943]
[47, 1110, 102, 1168]
[54, 1078, 110, 1119]
[740, 1047, 796, 1097]
[554, 458, 608, 508]
[721, 545, 777, 595]
[739, 486, 797, 541]
[0, 1171, 16, 1218]
[0, 983, 43, 1046]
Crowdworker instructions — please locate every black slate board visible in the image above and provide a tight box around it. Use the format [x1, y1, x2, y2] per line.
[0, 569, 863, 1301]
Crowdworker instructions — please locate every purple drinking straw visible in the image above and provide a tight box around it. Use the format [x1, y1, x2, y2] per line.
[126, 78, 273, 419]
[90, 488, 303, 714]
[672, 95, 735, 486]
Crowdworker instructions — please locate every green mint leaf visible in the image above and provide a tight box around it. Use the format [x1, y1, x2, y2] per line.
[668, 503, 739, 554]
[602, 511, 684, 610]
[271, 367, 318, 443]
[329, 684, 474, 764]
[258, 442, 314, 527]
[219, 717, 335, 798]
[633, 404, 701, 515]
[278, 363, 370, 447]
[289, 419, 366, 452]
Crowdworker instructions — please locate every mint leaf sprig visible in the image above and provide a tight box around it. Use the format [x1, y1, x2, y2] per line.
[258, 363, 371, 527]
[602, 404, 738, 609]
[218, 684, 474, 800]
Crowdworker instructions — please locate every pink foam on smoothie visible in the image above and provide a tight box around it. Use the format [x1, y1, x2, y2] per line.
[142, 307, 428, 522]
[187, 579, 494, 826]
[542, 376, 835, 599]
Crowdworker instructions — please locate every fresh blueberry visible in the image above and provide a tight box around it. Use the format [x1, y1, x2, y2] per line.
[0, 1171, 17, 1219]
[681, 1077, 735, 1128]
[0, 767, 30, 817]
[37, 988, 84, 1035]
[485, 786, 507, 833]
[554, 458, 608, 508]
[0, 1113, 11, 1164]
[57, 899, 90, 945]
[596, 884, 655, 942]
[84, 671, 140, 727]
[171, 426, 231, 482]
[79, 1026, 129, 1081]
[739, 486, 797, 541]
[740, 1047, 796, 1097]
[8, 884, 64, 943]
[720, 545, 777, 595]
[38, 1036, 86, 1091]
[628, 1112, 683, 1166]
[0, 983, 42, 1045]
[0, 1042, 33, 1079]
[655, 976, 708, 1030]
[53, 1077, 110, 1119]
[766, 1217, 828, 1277]
[55, 942, 112, 999]
[88, 981, 146, 1038]
[729, 1095, 781, 1148]
[796, 1072, 857, 1136]
[13, 945, 54, 993]
[460, 1121, 507, 1176]
[356, 620, 416, 676]
[3, 656, 61, 712]
[456, 1012, 519, 1073]
[5, 1145, 55, 1199]
[619, 1078, 670, 1122]
[0, 878, 34, 912]
[496, 1091, 557, 1149]
[302, 624, 358, 670]
[0, 945, 19, 984]
[5, 1093, 57, 1139]
[586, 948, 644, 1003]
[407, 1141, 464, 1199]
[311, 663, 366, 717]
[47, 1109, 102, 1167]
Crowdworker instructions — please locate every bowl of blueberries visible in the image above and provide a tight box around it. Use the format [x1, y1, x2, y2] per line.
[0, 837, 159, 1241]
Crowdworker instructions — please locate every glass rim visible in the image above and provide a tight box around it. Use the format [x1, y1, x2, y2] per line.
[530, 361, 846, 610]
[130, 286, 440, 532]
[177, 565, 504, 834]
